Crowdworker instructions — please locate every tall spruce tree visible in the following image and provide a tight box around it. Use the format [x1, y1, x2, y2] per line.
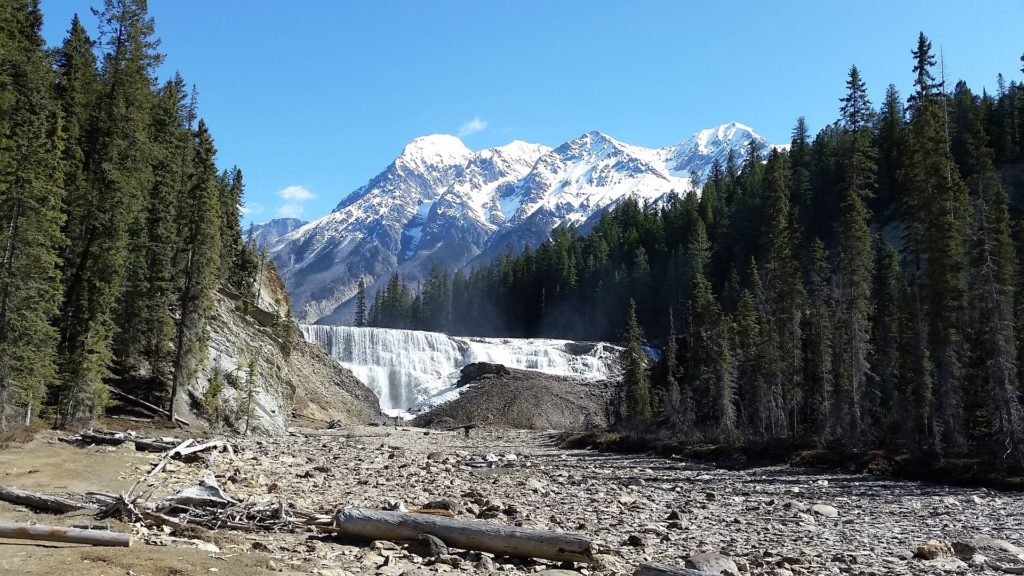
[620, 299, 652, 424]
[51, 13, 101, 425]
[835, 65, 877, 444]
[169, 120, 222, 421]
[58, 0, 162, 419]
[354, 279, 368, 327]
[869, 242, 903, 444]
[0, 0, 66, 429]
[904, 32, 972, 452]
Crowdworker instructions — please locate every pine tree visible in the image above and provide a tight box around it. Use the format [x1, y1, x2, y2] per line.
[790, 117, 813, 228]
[169, 120, 222, 422]
[223, 168, 259, 298]
[959, 86, 1024, 466]
[58, 0, 162, 418]
[804, 239, 835, 444]
[0, 0, 66, 429]
[869, 242, 903, 444]
[660, 308, 683, 426]
[875, 84, 906, 215]
[835, 192, 874, 444]
[619, 299, 652, 424]
[733, 288, 766, 439]
[50, 13, 101, 425]
[690, 273, 736, 442]
[903, 32, 971, 452]
[834, 67, 877, 444]
[761, 152, 804, 437]
[354, 278, 368, 327]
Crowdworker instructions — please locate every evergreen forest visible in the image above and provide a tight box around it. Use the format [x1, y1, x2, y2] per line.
[365, 35, 1024, 468]
[0, 0, 262, 430]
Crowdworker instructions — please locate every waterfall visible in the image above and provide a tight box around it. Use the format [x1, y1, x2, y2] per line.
[300, 325, 621, 414]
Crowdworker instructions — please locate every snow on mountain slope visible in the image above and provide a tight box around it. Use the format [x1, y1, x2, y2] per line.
[270, 123, 774, 324]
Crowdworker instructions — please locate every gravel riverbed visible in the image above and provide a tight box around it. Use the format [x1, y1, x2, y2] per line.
[170, 426, 1024, 575]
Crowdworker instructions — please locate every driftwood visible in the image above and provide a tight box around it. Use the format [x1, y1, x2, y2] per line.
[0, 486, 94, 513]
[149, 438, 195, 476]
[334, 507, 595, 564]
[107, 387, 189, 427]
[78, 430, 128, 446]
[634, 563, 714, 576]
[132, 437, 180, 453]
[0, 522, 130, 547]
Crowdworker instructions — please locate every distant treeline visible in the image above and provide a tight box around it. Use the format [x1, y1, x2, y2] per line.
[0, 1, 267, 430]
[364, 35, 1024, 467]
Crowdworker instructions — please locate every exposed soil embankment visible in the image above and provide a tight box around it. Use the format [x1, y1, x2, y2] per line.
[413, 362, 614, 430]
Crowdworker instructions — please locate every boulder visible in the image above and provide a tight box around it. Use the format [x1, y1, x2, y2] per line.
[685, 552, 740, 575]
[914, 540, 953, 560]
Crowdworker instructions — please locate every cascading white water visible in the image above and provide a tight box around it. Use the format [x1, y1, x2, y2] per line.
[300, 325, 621, 415]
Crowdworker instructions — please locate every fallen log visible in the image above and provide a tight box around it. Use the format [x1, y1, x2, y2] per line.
[0, 522, 130, 547]
[107, 387, 189, 427]
[132, 438, 180, 453]
[0, 486, 94, 513]
[78, 430, 127, 446]
[149, 438, 195, 476]
[334, 507, 595, 564]
[634, 563, 714, 576]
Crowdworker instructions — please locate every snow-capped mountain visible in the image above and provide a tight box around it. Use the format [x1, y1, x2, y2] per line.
[270, 122, 775, 324]
[247, 217, 306, 249]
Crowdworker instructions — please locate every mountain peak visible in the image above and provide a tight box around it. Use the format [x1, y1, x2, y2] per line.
[692, 122, 760, 153]
[398, 134, 473, 167]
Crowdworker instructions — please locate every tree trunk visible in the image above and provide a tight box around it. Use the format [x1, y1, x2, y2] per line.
[334, 507, 594, 564]
[0, 522, 130, 547]
[0, 486, 93, 513]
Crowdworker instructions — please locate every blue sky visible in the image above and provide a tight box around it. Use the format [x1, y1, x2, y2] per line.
[39, 0, 1024, 225]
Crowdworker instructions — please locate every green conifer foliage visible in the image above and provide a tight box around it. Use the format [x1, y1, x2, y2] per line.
[0, 0, 66, 429]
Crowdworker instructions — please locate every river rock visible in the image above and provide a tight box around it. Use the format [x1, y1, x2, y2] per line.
[810, 503, 838, 518]
[685, 552, 739, 575]
[952, 536, 1024, 559]
[406, 534, 448, 558]
[914, 539, 953, 560]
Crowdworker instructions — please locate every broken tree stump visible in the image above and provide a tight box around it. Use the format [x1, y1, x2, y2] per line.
[0, 486, 94, 513]
[0, 522, 130, 547]
[334, 507, 595, 564]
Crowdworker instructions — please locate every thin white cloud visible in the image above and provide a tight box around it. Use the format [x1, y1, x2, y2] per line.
[276, 203, 305, 219]
[457, 116, 487, 138]
[278, 185, 316, 201]
[241, 201, 264, 217]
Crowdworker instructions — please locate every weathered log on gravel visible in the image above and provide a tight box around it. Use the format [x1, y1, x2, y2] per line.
[149, 438, 195, 476]
[132, 438, 179, 453]
[0, 486, 93, 513]
[0, 522, 130, 547]
[334, 507, 595, 563]
[78, 430, 128, 446]
[634, 563, 714, 576]
[107, 387, 189, 426]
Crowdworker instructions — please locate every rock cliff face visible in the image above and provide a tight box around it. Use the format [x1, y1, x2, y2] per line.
[176, 268, 384, 435]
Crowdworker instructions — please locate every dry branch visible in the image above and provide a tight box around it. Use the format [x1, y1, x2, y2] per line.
[0, 522, 130, 547]
[107, 387, 189, 426]
[334, 507, 595, 564]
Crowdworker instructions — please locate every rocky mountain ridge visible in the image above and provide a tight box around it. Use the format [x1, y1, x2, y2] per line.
[270, 123, 776, 324]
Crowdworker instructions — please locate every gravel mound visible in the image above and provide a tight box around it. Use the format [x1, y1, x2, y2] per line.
[413, 363, 614, 430]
